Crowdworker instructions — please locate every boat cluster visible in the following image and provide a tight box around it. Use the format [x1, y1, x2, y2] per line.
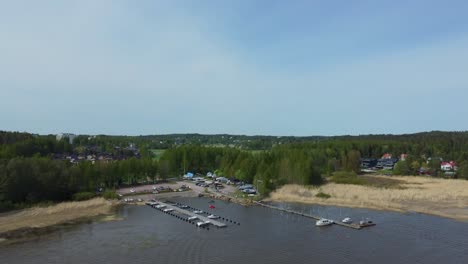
[146, 200, 241, 229]
[315, 217, 374, 227]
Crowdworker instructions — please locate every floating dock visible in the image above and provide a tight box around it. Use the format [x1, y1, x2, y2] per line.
[254, 201, 375, 230]
[148, 200, 227, 228]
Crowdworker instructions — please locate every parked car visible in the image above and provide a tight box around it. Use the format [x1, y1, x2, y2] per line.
[238, 184, 253, 190]
[242, 188, 257, 194]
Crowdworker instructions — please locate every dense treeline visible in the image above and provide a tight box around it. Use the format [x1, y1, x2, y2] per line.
[0, 136, 73, 158]
[1, 130, 468, 210]
[0, 157, 159, 210]
[331, 131, 468, 161]
[159, 144, 362, 194]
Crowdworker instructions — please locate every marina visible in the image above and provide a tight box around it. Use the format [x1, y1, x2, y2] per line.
[146, 200, 235, 228]
[254, 201, 376, 230]
[3, 198, 467, 264]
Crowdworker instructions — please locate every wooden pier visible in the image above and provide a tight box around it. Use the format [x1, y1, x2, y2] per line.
[149, 200, 227, 228]
[254, 201, 375, 230]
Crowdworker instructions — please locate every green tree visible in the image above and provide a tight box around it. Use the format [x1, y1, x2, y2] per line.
[393, 160, 410, 175]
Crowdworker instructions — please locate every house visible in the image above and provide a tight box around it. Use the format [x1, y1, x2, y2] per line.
[360, 158, 378, 169]
[400, 154, 408, 161]
[376, 158, 399, 170]
[381, 153, 392, 159]
[441, 161, 458, 171]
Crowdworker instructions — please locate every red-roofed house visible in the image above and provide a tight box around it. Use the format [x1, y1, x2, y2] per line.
[441, 161, 458, 171]
[381, 153, 392, 159]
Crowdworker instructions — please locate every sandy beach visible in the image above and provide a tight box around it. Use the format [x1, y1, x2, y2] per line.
[268, 176, 468, 221]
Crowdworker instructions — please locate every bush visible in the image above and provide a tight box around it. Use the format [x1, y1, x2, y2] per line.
[330, 171, 366, 185]
[102, 190, 118, 200]
[315, 192, 331, 199]
[72, 192, 96, 201]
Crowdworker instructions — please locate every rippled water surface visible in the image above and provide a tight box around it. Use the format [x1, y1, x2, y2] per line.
[1, 197, 467, 264]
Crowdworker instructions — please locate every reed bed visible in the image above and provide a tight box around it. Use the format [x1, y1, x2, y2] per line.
[0, 198, 116, 234]
[268, 176, 468, 220]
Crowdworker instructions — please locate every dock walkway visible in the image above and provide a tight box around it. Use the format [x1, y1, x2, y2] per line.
[254, 201, 375, 230]
[150, 200, 227, 228]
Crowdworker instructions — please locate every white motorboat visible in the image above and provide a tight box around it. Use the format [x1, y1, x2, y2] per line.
[341, 217, 352, 224]
[196, 221, 211, 227]
[316, 218, 334, 226]
[207, 214, 219, 219]
[359, 219, 375, 227]
[188, 216, 198, 221]
[163, 208, 174, 212]
[155, 204, 166, 209]
[193, 210, 203, 214]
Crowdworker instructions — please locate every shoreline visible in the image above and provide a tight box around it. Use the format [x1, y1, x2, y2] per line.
[265, 196, 468, 222]
[267, 176, 468, 222]
[4, 176, 465, 244]
[0, 198, 120, 242]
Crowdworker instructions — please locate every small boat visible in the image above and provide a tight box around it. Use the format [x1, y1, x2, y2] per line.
[155, 204, 166, 209]
[193, 210, 203, 214]
[196, 221, 211, 227]
[341, 217, 352, 224]
[188, 216, 198, 221]
[207, 214, 219, 219]
[359, 219, 375, 227]
[316, 218, 334, 226]
[163, 208, 174, 212]
[209, 205, 215, 209]
[179, 205, 189, 209]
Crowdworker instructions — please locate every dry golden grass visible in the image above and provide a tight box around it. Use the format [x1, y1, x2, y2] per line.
[0, 198, 116, 234]
[268, 176, 468, 221]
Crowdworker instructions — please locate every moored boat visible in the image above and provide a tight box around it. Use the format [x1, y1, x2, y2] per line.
[207, 214, 219, 219]
[359, 219, 375, 227]
[196, 221, 211, 227]
[316, 218, 334, 226]
[342, 217, 352, 224]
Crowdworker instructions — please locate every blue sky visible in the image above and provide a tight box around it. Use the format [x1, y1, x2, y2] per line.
[1, 0, 468, 136]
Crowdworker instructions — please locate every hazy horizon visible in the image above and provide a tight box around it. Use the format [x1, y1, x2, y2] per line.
[4, 129, 467, 138]
[2, 1, 468, 136]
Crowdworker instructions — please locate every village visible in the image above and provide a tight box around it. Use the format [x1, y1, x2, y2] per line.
[360, 153, 458, 177]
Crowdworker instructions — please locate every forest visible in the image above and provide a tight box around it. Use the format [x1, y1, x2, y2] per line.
[1, 130, 468, 211]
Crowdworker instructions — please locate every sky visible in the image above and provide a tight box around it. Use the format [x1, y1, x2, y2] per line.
[1, 0, 468, 136]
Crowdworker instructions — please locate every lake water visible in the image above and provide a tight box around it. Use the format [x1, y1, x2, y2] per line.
[1, 197, 467, 264]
